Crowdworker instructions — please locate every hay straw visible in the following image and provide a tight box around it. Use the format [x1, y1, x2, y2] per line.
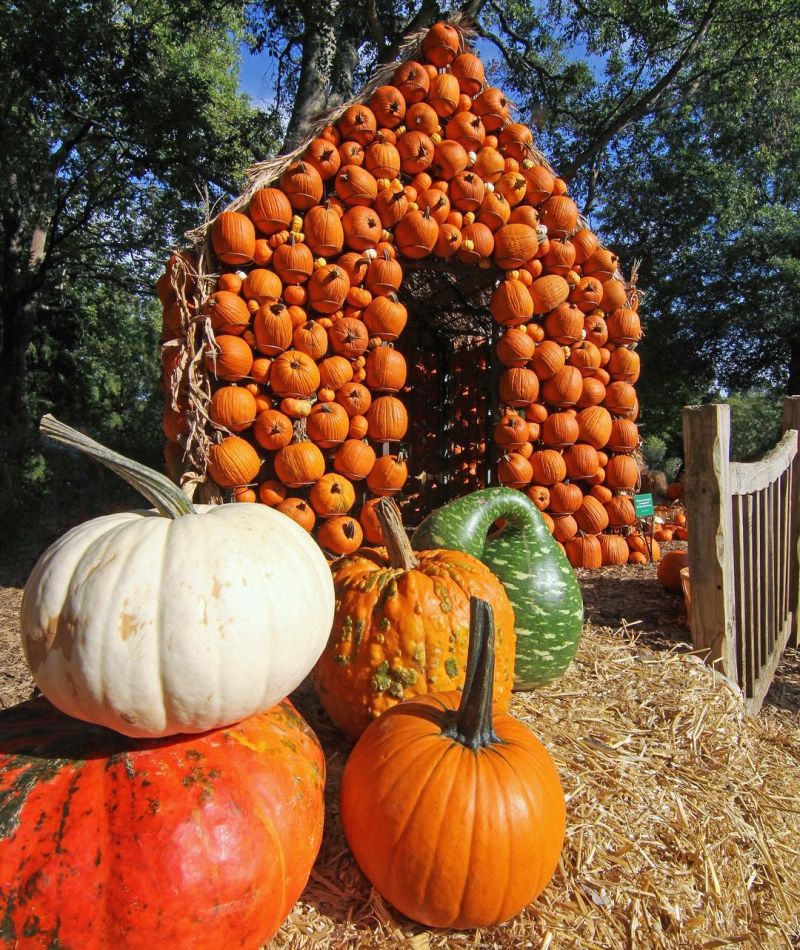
[271, 625, 800, 949]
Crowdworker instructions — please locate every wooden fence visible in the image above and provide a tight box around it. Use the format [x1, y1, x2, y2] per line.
[682, 397, 800, 714]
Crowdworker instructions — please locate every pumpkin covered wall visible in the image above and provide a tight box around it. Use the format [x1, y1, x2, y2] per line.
[159, 18, 643, 564]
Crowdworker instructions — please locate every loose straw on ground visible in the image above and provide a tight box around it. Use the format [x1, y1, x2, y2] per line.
[273, 624, 800, 949]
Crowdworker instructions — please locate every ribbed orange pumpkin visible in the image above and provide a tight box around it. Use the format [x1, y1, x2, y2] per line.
[274, 436, 326, 487]
[210, 387, 258, 433]
[427, 73, 461, 118]
[367, 396, 408, 441]
[576, 405, 613, 449]
[576, 377, 607, 409]
[334, 439, 376, 481]
[604, 381, 638, 416]
[497, 452, 533, 487]
[538, 196, 578, 238]
[497, 328, 536, 367]
[493, 411, 529, 449]
[564, 443, 600, 480]
[542, 365, 583, 407]
[211, 211, 256, 266]
[658, 551, 690, 592]
[205, 335, 253, 382]
[551, 513, 578, 544]
[206, 291, 251, 336]
[606, 308, 642, 344]
[253, 303, 292, 356]
[304, 204, 344, 257]
[565, 535, 602, 568]
[336, 381, 372, 417]
[317, 515, 364, 555]
[541, 412, 579, 448]
[490, 280, 534, 327]
[280, 161, 324, 210]
[574, 495, 610, 535]
[531, 340, 566, 380]
[600, 278, 628, 313]
[598, 533, 630, 565]
[608, 347, 641, 383]
[253, 409, 294, 451]
[366, 453, 409, 495]
[365, 346, 407, 392]
[608, 419, 640, 453]
[304, 137, 342, 179]
[605, 455, 639, 490]
[307, 402, 350, 448]
[543, 303, 584, 344]
[582, 248, 619, 282]
[272, 238, 314, 284]
[207, 436, 261, 487]
[318, 355, 353, 390]
[270, 350, 321, 398]
[393, 60, 430, 103]
[547, 481, 583, 514]
[531, 275, 570, 314]
[522, 165, 554, 204]
[499, 368, 539, 406]
[275, 497, 316, 532]
[308, 265, 350, 314]
[309, 472, 356, 517]
[363, 294, 408, 340]
[605, 494, 636, 527]
[249, 187, 293, 235]
[493, 223, 538, 269]
[571, 228, 599, 264]
[395, 207, 439, 258]
[530, 449, 567, 485]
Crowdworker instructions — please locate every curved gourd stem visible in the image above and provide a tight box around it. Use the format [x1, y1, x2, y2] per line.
[39, 415, 196, 519]
[375, 497, 419, 570]
[412, 486, 552, 557]
[442, 597, 499, 750]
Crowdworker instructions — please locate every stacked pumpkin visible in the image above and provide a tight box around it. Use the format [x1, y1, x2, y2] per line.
[3, 417, 334, 949]
[158, 19, 642, 565]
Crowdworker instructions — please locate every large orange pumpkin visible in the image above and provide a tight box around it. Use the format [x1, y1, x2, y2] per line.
[339, 597, 565, 928]
[0, 697, 324, 949]
[311, 499, 515, 740]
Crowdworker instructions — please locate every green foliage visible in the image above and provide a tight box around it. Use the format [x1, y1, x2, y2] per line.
[727, 392, 784, 463]
[642, 436, 667, 469]
[0, 0, 280, 543]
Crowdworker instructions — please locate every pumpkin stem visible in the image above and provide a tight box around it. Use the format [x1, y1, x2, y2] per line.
[442, 597, 499, 751]
[39, 414, 196, 518]
[375, 497, 418, 570]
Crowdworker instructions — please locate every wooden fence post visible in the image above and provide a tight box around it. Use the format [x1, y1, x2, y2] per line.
[781, 395, 800, 648]
[682, 404, 738, 680]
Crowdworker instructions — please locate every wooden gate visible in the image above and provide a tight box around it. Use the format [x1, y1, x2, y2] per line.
[682, 397, 800, 714]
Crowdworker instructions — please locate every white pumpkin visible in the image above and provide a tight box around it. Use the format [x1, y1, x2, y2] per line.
[21, 417, 335, 738]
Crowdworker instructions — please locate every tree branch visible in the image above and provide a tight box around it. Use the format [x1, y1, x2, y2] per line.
[561, 0, 723, 179]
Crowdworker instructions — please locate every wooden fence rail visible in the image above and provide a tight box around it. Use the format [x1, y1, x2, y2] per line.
[682, 397, 800, 714]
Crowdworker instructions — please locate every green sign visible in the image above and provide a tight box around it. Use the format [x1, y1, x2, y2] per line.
[634, 493, 655, 518]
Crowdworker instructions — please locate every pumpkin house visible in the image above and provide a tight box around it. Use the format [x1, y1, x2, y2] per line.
[158, 17, 643, 566]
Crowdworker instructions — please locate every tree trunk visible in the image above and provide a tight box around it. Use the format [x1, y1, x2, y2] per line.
[0, 291, 38, 420]
[281, 1, 345, 153]
[787, 337, 800, 396]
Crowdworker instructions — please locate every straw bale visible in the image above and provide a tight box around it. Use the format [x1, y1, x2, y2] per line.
[274, 625, 800, 949]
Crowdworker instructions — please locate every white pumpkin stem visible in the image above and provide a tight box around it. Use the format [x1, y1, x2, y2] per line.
[39, 415, 196, 518]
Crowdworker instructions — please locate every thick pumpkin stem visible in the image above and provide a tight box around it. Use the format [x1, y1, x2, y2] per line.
[442, 597, 499, 751]
[39, 415, 196, 519]
[375, 497, 418, 570]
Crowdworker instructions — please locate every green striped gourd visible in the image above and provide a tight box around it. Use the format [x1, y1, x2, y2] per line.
[411, 487, 583, 688]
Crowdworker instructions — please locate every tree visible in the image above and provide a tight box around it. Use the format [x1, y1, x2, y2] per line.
[1, 0, 283, 535]
[0, 0, 278, 425]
